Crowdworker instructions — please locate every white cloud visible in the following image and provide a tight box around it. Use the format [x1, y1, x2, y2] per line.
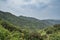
[0, 0, 60, 19]
[6, 0, 50, 11]
[7, 0, 50, 6]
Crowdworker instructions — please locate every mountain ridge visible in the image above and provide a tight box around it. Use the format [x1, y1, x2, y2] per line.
[0, 10, 60, 29]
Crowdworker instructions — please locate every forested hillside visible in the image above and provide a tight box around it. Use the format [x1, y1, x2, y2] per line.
[0, 11, 60, 29]
[0, 11, 60, 40]
[0, 18, 60, 40]
[0, 11, 51, 29]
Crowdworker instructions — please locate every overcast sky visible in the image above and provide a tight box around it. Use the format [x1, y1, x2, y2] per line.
[0, 0, 60, 20]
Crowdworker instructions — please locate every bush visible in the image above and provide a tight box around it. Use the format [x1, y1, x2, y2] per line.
[0, 25, 10, 40]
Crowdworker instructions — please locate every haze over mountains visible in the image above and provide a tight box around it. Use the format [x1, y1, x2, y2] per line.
[0, 0, 60, 20]
[0, 0, 60, 40]
[0, 11, 60, 29]
[0, 11, 60, 40]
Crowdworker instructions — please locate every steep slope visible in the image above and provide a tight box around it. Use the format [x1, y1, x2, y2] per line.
[0, 11, 50, 29]
[0, 11, 60, 40]
[19, 16, 60, 27]
[0, 11, 60, 29]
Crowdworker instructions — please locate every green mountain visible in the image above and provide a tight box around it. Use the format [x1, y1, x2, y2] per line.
[0, 11, 49, 29]
[0, 18, 60, 40]
[42, 19, 60, 25]
[0, 11, 60, 40]
[0, 11, 60, 29]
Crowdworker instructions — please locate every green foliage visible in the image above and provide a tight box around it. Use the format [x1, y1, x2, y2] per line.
[0, 11, 54, 29]
[0, 11, 60, 40]
[0, 19, 60, 40]
[5, 31, 21, 40]
[54, 24, 60, 30]
[49, 33, 60, 40]
[0, 25, 10, 40]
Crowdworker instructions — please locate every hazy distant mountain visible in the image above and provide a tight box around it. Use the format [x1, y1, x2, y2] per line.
[0, 11, 60, 29]
[42, 20, 60, 25]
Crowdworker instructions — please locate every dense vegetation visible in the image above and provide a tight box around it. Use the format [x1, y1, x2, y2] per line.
[0, 11, 59, 29]
[0, 19, 60, 40]
[0, 11, 60, 40]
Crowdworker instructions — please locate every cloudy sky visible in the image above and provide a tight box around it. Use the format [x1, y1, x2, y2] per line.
[0, 0, 60, 20]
